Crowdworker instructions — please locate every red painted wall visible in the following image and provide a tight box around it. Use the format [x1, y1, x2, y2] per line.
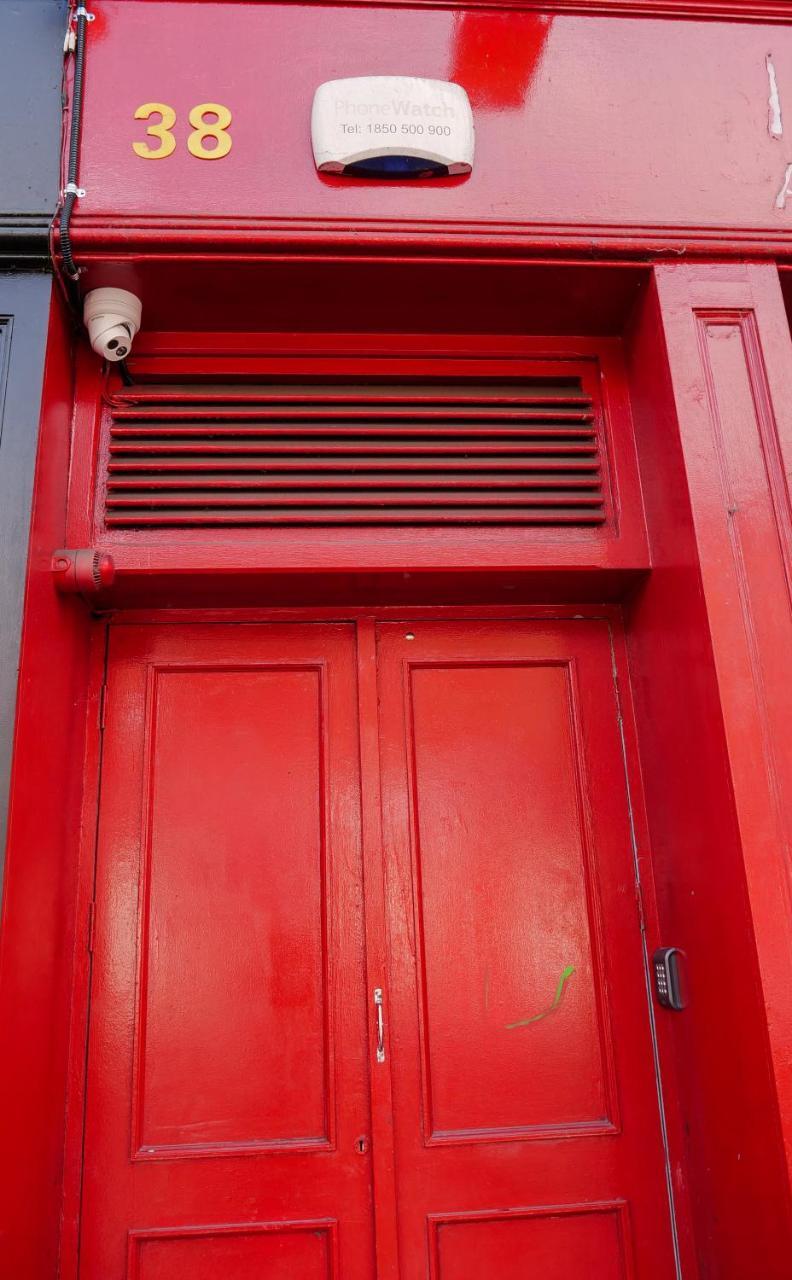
[72, 1, 792, 258]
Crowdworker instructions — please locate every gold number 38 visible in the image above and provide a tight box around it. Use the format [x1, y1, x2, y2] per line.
[132, 102, 232, 160]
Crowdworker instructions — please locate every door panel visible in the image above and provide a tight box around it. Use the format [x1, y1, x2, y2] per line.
[137, 667, 329, 1154]
[376, 621, 676, 1279]
[407, 662, 611, 1142]
[80, 624, 373, 1278]
[131, 1222, 335, 1280]
[429, 1205, 629, 1280]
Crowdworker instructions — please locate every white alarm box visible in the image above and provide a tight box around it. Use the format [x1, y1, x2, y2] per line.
[311, 76, 475, 177]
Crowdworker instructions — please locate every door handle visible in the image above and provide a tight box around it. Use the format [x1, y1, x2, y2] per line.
[374, 988, 385, 1063]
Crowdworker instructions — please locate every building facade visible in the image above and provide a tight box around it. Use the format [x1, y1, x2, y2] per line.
[2, 1, 792, 1276]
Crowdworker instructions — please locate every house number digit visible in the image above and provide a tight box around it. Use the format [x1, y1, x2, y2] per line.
[132, 102, 232, 160]
[187, 103, 233, 159]
[132, 102, 177, 159]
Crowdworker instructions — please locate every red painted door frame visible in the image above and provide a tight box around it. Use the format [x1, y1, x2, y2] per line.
[624, 263, 792, 1274]
[647, 262, 792, 1203]
[2, 261, 792, 1276]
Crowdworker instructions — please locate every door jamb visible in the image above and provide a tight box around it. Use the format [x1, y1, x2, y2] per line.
[608, 622, 696, 1278]
[59, 620, 110, 1280]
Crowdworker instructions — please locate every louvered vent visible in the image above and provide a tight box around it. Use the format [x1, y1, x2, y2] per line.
[104, 381, 607, 528]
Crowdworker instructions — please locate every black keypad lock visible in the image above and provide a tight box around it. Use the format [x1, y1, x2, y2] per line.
[653, 947, 687, 1011]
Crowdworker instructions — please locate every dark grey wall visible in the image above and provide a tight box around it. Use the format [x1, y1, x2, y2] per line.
[0, 1, 67, 870]
[0, 275, 56, 853]
[0, 1, 68, 263]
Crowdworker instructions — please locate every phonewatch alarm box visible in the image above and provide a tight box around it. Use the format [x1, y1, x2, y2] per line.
[311, 76, 475, 177]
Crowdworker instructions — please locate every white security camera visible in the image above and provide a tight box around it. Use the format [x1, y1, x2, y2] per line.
[83, 287, 142, 362]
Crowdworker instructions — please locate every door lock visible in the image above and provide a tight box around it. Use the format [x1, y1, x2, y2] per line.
[653, 947, 687, 1011]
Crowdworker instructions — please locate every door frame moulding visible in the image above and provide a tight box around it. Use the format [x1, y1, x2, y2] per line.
[56, 602, 695, 1280]
[59, 620, 110, 1278]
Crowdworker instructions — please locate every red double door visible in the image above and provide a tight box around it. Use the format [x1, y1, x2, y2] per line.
[80, 619, 679, 1279]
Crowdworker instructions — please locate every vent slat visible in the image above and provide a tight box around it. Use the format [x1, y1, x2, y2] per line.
[111, 409, 594, 427]
[104, 379, 607, 529]
[110, 422, 595, 440]
[107, 489, 605, 510]
[108, 454, 599, 474]
[106, 508, 605, 526]
[110, 383, 591, 408]
[107, 472, 601, 493]
[109, 441, 598, 458]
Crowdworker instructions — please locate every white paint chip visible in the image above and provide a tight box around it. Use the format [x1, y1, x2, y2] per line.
[767, 54, 784, 138]
[775, 161, 792, 208]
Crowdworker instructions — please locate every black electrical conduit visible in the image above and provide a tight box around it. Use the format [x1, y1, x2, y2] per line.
[55, 6, 135, 386]
[59, 4, 90, 286]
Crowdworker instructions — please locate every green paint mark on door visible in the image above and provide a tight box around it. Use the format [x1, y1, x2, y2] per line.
[505, 965, 576, 1029]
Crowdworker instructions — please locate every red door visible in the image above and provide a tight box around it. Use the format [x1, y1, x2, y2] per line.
[80, 623, 375, 1278]
[79, 617, 678, 1278]
[375, 620, 678, 1279]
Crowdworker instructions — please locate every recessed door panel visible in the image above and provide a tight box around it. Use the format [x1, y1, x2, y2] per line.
[430, 1205, 628, 1280]
[132, 1222, 334, 1280]
[138, 667, 329, 1154]
[408, 661, 610, 1140]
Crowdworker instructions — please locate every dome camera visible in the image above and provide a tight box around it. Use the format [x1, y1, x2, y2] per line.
[83, 287, 142, 362]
